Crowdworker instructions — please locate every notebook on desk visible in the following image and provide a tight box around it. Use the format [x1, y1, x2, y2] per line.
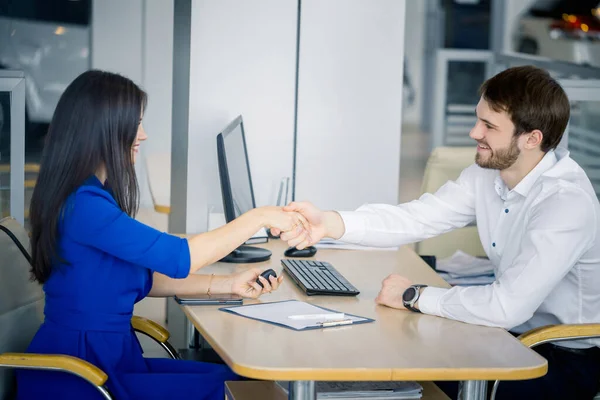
[220, 300, 374, 331]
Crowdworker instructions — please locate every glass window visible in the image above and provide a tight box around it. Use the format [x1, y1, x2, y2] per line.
[515, 0, 600, 67]
[0, 0, 91, 26]
[442, 0, 491, 50]
[567, 101, 600, 199]
[445, 60, 487, 146]
[0, 91, 10, 219]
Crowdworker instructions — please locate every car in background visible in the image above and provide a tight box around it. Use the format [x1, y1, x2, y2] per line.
[514, 0, 600, 68]
[0, 0, 90, 155]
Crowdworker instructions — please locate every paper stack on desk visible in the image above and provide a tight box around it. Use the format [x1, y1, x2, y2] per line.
[316, 381, 423, 399]
[315, 238, 399, 251]
[275, 381, 423, 399]
[436, 250, 495, 286]
[220, 300, 373, 331]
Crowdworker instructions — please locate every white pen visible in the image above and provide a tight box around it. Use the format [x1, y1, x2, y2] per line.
[321, 319, 353, 327]
[288, 313, 345, 320]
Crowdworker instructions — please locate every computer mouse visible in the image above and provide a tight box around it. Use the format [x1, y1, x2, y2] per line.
[284, 246, 317, 258]
[256, 268, 277, 288]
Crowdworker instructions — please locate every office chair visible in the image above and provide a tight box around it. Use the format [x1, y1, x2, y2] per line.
[415, 146, 487, 260]
[490, 324, 600, 400]
[0, 217, 179, 400]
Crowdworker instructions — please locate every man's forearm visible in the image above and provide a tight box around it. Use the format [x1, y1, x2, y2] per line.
[324, 211, 346, 240]
[148, 272, 233, 297]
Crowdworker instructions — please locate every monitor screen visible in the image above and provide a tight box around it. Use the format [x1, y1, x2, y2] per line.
[216, 116, 272, 263]
[217, 116, 257, 222]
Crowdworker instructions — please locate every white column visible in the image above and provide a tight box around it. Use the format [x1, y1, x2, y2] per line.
[184, 0, 298, 233]
[142, 0, 175, 173]
[91, 0, 153, 208]
[294, 0, 406, 211]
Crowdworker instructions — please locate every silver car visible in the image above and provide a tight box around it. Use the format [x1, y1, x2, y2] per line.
[514, 0, 600, 67]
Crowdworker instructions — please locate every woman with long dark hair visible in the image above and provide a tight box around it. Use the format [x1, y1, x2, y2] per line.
[17, 70, 307, 399]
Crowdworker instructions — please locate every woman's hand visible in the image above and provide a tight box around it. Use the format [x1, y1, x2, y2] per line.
[230, 267, 284, 299]
[271, 202, 329, 248]
[255, 206, 311, 243]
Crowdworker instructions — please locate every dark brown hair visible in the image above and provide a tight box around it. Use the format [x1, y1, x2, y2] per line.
[479, 65, 570, 152]
[30, 70, 147, 283]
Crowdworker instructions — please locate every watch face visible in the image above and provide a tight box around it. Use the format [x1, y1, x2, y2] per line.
[402, 287, 417, 302]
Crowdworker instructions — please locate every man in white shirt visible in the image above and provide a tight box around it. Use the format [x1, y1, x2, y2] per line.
[274, 66, 600, 399]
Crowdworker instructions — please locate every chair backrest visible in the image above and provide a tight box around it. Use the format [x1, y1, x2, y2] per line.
[415, 147, 487, 259]
[0, 217, 44, 400]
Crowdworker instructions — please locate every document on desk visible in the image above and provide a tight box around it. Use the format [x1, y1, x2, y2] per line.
[436, 250, 495, 286]
[220, 300, 374, 331]
[315, 238, 399, 251]
[316, 380, 423, 399]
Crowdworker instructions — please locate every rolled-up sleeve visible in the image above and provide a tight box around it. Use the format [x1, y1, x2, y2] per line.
[63, 187, 190, 279]
[339, 164, 478, 247]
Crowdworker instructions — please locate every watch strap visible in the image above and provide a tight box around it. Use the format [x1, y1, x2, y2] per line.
[404, 284, 428, 313]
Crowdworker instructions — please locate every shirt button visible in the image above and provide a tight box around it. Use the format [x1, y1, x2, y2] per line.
[505, 209, 509, 213]
[492, 242, 496, 247]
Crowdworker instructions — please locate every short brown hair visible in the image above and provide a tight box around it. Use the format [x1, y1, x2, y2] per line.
[479, 65, 570, 152]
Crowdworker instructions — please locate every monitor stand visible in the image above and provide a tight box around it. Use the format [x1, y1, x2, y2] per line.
[220, 245, 272, 263]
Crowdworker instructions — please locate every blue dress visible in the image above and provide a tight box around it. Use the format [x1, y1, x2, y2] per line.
[17, 176, 238, 399]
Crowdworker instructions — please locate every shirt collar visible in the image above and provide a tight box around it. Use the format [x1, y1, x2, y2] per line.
[494, 149, 558, 200]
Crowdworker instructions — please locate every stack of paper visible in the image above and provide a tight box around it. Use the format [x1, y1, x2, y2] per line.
[315, 381, 423, 399]
[436, 250, 495, 286]
[315, 238, 399, 251]
[276, 381, 422, 399]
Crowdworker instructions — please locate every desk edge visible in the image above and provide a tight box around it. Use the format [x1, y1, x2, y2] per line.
[181, 306, 548, 381]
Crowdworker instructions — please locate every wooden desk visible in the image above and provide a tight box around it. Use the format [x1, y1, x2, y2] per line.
[181, 240, 547, 400]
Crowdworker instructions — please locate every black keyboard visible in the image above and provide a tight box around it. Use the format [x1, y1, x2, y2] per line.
[281, 259, 360, 296]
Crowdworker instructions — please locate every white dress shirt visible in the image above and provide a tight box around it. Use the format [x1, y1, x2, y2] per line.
[339, 148, 600, 348]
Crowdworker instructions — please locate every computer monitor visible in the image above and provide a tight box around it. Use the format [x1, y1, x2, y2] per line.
[216, 115, 272, 263]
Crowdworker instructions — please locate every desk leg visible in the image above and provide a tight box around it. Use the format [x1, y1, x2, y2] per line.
[289, 381, 316, 400]
[459, 380, 487, 400]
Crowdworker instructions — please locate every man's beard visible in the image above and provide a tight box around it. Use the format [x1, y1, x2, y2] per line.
[475, 136, 520, 170]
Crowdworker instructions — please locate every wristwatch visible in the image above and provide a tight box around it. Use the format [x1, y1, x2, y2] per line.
[402, 284, 428, 313]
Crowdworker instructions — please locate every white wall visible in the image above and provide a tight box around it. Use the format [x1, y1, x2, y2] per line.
[91, 0, 143, 83]
[142, 0, 174, 166]
[92, 0, 174, 210]
[185, 0, 298, 233]
[294, 0, 406, 211]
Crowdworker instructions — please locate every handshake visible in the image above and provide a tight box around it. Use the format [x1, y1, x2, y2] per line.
[257, 201, 414, 311]
[258, 201, 342, 250]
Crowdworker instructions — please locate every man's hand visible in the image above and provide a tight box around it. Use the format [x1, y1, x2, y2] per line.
[256, 206, 311, 244]
[375, 274, 413, 310]
[271, 201, 327, 249]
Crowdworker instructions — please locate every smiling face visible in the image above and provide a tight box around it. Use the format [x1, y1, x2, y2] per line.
[131, 114, 147, 164]
[470, 97, 522, 170]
